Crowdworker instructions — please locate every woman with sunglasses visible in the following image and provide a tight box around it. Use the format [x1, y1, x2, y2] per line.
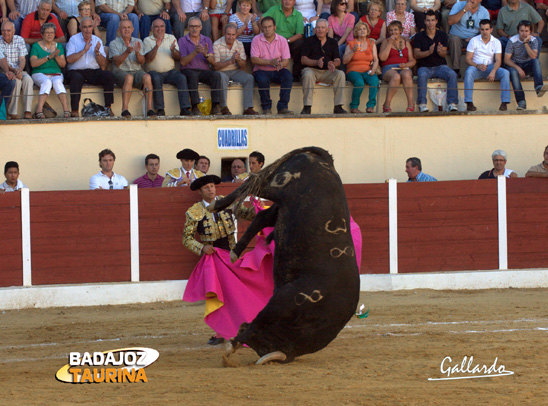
[343, 21, 379, 113]
[328, 0, 355, 56]
[386, 0, 416, 39]
[359, 0, 386, 45]
[379, 20, 416, 112]
[67, 1, 101, 38]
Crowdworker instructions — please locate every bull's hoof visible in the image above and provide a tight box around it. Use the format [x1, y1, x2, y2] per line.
[230, 250, 239, 263]
[222, 340, 242, 368]
[256, 351, 287, 365]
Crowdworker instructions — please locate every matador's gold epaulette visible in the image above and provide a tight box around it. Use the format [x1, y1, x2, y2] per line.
[186, 202, 206, 221]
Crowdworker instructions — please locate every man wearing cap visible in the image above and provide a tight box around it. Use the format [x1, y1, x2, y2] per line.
[182, 174, 273, 346]
[162, 148, 204, 187]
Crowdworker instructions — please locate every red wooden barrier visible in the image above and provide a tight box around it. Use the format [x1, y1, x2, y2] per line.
[30, 191, 131, 285]
[1, 179, 547, 288]
[0, 192, 23, 287]
[397, 180, 499, 273]
[507, 178, 548, 269]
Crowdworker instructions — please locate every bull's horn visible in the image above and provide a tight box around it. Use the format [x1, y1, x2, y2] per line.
[222, 341, 242, 368]
[256, 351, 287, 365]
[206, 202, 216, 212]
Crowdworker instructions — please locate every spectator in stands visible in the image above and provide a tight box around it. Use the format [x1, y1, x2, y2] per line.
[143, 18, 192, 116]
[257, 0, 279, 14]
[66, 1, 101, 38]
[0, 1, 7, 24]
[497, 0, 543, 53]
[195, 155, 210, 173]
[248, 150, 264, 173]
[295, 0, 318, 28]
[300, 19, 347, 114]
[448, 0, 489, 78]
[178, 16, 226, 115]
[133, 153, 164, 187]
[0, 161, 26, 193]
[20, 0, 65, 44]
[318, 0, 332, 20]
[97, 0, 139, 46]
[343, 21, 379, 113]
[536, 0, 548, 48]
[209, 0, 233, 41]
[328, 0, 354, 57]
[0, 21, 33, 119]
[410, 0, 441, 31]
[162, 148, 204, 186]
[6, 0, 41, 34]
[263, 0, 304, 81]
[133, 0, 173, 40]
[379, 20, 416, 112]
[441, 0, 457, 33]
[464, 19, 510, 111]
[229, 0, 259, 57]
[171, 0, 212, 39]
[0, 50, 15, 109]
[505, 20, 547, 110]
[481, 0, 505, 22]
[66, 16, 115, 117]
[53, 0, 100, 38]
[414, 10, 459, 112]
[213, 23, 258, 114]
[525, 145, 548, 177]
[89, 149, 129, 189]
[405, 157, 437, 181]
[109, 19, 155, 118]
[250, 16, 293, 114]
[29, 22, 70, 118]
[359, 0, 386, 46]
[479, 149, 518, 178]
[222, 157, 246, 182]
[386, 0, 416, 39]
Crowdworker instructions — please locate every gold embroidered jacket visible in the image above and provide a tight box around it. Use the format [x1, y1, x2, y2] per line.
[182, 197, 255, 256]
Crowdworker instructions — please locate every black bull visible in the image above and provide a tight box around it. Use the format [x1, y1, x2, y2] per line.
[209, 147, 360, 364]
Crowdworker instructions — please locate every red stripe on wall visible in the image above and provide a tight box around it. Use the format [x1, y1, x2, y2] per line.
[0, 192, 23, 287]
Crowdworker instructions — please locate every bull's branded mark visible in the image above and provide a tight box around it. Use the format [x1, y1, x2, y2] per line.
[428, 355, 514, 381]
[56, 347, 159, 384]
[217, 128, 248, 150]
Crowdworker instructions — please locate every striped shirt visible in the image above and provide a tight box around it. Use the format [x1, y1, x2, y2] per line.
[229, 13, 259, 43]
[0, 35, 28, 69]
[15, 0, 41, 18]
[505, 34, 539, 64]
[133, 173, 164, 188]
[213, 36, 246, 71]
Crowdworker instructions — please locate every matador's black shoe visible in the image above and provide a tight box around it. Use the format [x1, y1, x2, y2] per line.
[207, 336, 225, 345]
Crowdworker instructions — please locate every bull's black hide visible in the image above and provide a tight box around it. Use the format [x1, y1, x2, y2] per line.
[210, 147, 360, 364]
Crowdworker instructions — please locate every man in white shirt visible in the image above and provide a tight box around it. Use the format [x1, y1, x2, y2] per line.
[170, 0, 211, 39]
[89, 149, 129, 190]
[463, 18, 510, 111]
[0, 161, 27, 193]
[65, 16, 115, 117]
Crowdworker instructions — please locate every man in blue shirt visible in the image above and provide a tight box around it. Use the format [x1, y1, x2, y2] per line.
[448, 0, 489, 77]
[406, 157, 438, 182]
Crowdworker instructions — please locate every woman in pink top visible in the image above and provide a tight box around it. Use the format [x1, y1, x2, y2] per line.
[385, 0, 416, 39]
[328, 0, 355, 57]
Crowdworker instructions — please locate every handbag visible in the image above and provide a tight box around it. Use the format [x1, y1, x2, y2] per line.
[81, 98, 111, 117]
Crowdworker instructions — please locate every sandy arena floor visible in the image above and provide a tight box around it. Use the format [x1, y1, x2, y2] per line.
[1, 289, 547, 405]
